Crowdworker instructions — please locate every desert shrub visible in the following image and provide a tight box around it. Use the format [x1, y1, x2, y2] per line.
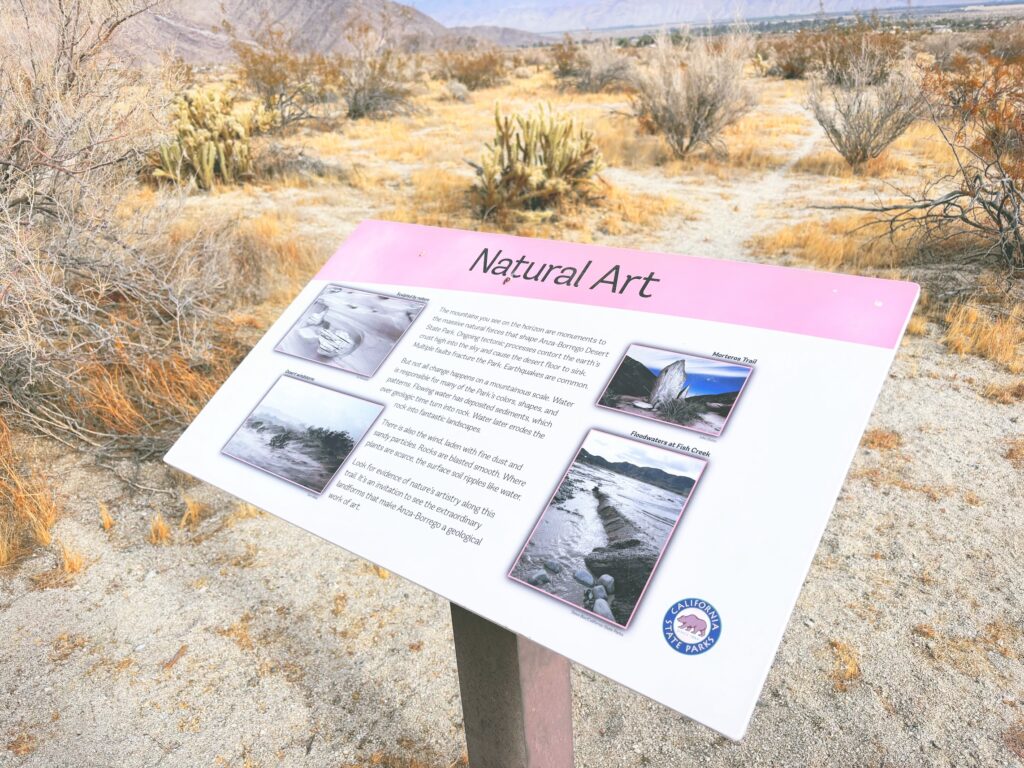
[227, 21, 338, 130]
[808, 54, 920, 169]
[0, 416, 59, 567]
[469, 105, 604, 219]
[629, 31, 755, 158]
[572, 40, 635, 93]
[0, 1, 272, 455]
[439, 49, 507, 91]
[150, 88, 263, 190]
[340, 16, 417, 119]
[551, 33, 582, 78]
[767, 31, 817, 79]
[815, 20, 904, 86]
[656, 397, 705, 425]
[872, 61, 1024, 272]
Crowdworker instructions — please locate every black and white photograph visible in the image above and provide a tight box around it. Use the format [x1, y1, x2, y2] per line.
[509, 429, 707, 628]
[222, 375, 383, 495]
[598, 344, 754, 436]
[275, 284, 427, 377]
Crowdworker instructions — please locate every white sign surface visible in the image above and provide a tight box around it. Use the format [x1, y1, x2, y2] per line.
[165, 220, 918, 739]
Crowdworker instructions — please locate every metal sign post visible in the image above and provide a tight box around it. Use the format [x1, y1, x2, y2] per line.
[450, 603, 575, 768]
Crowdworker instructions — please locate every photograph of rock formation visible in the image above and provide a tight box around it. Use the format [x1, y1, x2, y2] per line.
[275, 284, 427, 377]
[509, 429, 707, 628]
[222, 375, 383, 494]
[598, 344, 754, 436]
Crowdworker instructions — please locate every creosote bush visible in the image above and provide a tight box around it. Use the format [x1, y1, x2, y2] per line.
[340, 15, 417, 119]
[808, 56, 920, 169]
[630, 31, 755, 158]
[469, 106, 604, 219]
[227, 20, 338, 130]
[572, 40, 635, 93]
[551, 33, 582, 78]
[438, 49, 507, 91]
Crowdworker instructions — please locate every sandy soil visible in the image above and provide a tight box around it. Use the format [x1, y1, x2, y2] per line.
[2, 72, 1023, 767]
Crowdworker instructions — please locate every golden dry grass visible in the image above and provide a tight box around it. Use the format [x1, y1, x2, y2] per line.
[148, 513, 171, 545]
[180, 496, 207, 530]
[861, 429, 903, 450]
[57, 540, 85, 574]
[99, 503, 115, 531]
[751, 214, 907, 273]
[1005, 437, 1024, 469]
[0, 416, 59, 568]
[829, 639, 862, 691]
[943, 303, 1024, 374]
[791, 150, 912, 178]
[982, 380, 1024, 403]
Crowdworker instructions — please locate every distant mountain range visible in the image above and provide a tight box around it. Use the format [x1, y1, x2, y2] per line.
[118, 0, 546, 63]
[578, 447, 696, 496]
[408, 0, 980, 34]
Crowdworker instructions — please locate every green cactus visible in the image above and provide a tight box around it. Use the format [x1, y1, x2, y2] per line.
[469, 105, 604, 219]
[151, 87, 256, 190]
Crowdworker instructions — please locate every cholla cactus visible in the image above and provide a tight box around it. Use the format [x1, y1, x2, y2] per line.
[151, 88, 257, 190]
[469, 105, 604, 219]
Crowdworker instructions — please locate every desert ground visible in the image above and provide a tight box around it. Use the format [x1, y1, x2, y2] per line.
[2, 14, 1023, 768]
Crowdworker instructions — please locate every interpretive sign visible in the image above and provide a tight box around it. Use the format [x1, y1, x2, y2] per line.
[165, 220, 919, 739]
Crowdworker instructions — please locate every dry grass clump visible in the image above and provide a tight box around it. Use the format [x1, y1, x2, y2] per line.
[99, 503, 115, 531]
[1005, 437, 1024, 469]
[438, 49, 507, 91]
[982, 380, 1024, 403]
[469, 106, 604, 219]
[829, 639, 862, 691]
[861, 429, 903, 450]
[57, 540, 85, 574]
[943, 303, 1024, 373]
[752, 215, 906, 272]
[0, 416, 59, 567]
[148, 513, 172, 545]
[180, 497, 208, 530]
[629, 31, 755, 158]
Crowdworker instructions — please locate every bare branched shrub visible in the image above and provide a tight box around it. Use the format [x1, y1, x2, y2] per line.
[815, 20, 904, 87]
[808, 55, 920, 169]
[550, 33, 582, 78]
[766, 31, 816, 79]
[0, 1, 268, 455]
[629, 31, 755, 158]
[572, 40, 635, 93]
[339, 9, 417, 119]
[438, 49, 507, 91]
[227, 20, 338, 130]
[468, 106, 604, 219]
[855, 62, 1024, 273]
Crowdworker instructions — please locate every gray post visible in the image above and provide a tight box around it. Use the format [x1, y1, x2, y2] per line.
[450, 603, 575, 768]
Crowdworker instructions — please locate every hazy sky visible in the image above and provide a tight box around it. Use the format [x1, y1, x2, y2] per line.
[408, 0, 965, 33]
[626, 345, 752, 379]
[583, 430, 706, 480]
[254, 376, 382, 436]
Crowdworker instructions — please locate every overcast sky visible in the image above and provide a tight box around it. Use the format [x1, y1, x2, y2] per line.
[583, 430, 706, 480]
[408, 0, 967, 33]
[254, 376, 382, 436]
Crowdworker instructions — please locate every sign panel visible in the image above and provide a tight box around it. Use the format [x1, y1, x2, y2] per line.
[165, 220, 918, 739]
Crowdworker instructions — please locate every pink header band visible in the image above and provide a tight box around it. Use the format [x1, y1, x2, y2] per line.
[317, 220, 919, 350]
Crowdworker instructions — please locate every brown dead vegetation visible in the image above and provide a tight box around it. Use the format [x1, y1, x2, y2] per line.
[0, 417, 59, 568]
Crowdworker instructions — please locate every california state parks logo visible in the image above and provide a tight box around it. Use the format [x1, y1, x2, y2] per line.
[663, 598, 722, 655]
